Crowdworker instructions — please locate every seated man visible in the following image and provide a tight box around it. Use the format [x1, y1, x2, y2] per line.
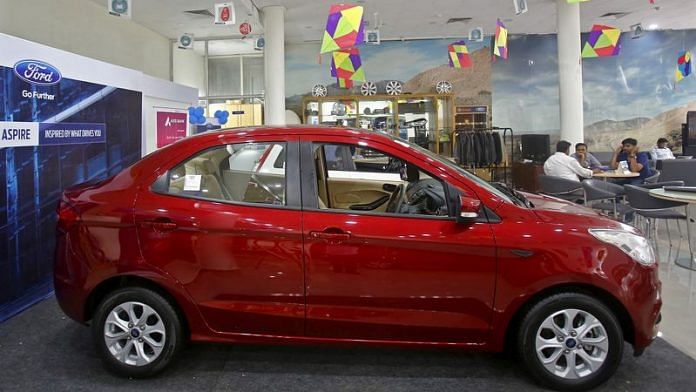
[610, 138, 654, 185]
[571, 143, 602, 169]
[651, 137, 676, 160]
[544, 140, 595, 181]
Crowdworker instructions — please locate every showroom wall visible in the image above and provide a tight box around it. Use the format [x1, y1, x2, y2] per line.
[286, 29, 696, 151]
[172, 42, 207, 97]
[0, 0, 171, 80]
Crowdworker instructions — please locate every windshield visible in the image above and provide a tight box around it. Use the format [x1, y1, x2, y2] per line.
[386, 135, 515, 204]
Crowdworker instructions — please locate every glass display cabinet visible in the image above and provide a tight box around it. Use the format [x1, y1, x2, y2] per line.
[302, 93, 454, 156]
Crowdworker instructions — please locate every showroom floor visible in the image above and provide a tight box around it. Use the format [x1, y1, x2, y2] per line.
[651, 219, 696, 360]
[0, 297, 694, 391]
[1, 223, 695, 391]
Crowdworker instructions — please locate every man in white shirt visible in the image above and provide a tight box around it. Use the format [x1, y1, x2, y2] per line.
[651, 138, 676, 160]
[544, 140, 596, 182]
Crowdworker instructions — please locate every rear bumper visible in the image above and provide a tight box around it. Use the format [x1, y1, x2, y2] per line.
[53, 232, 89, 324]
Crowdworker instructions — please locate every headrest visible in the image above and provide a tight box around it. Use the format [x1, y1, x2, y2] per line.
[401, 164, 420, 182]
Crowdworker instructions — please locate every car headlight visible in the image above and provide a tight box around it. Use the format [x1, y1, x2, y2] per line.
[589, 229, 656, 266]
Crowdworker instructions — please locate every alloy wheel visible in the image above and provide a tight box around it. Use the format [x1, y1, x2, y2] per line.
[103, 301, 167, 366]
[535, 308, 609, 380]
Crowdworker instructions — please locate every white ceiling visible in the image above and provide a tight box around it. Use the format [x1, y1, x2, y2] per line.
[89, 0, 696, 42]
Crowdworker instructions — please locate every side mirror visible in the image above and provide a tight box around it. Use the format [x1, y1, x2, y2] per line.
[457, 195, 481, 223]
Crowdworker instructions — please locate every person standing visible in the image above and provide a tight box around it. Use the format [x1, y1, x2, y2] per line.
[571, 143, 602, 169]
[544, 141, 595, 181]
[651, 137, 676, 160]
[610, 138, 653, 185]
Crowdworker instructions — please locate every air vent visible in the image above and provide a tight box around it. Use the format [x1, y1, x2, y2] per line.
[184, 9, 214, 17]
[446, 17, 472, 24]
[600, 12, 631, 19]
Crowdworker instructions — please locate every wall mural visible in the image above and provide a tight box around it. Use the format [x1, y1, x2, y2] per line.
[493, 30, 696, 152]
[285, 39, 493, 117]
[287, 29, 696, 154]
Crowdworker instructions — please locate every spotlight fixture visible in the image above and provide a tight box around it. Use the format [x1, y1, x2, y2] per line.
[469, 27, 484, 42]
[631, 23, 644, 39]
[514, 0, 528, 15]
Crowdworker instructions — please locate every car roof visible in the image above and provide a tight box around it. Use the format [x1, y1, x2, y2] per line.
[186, 125, 388, 143]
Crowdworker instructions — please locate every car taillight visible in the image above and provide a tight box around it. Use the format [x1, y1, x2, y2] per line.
[57, 199, 80, 233]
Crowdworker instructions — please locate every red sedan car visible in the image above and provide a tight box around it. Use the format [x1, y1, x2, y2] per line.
[54, 126, 661, 391]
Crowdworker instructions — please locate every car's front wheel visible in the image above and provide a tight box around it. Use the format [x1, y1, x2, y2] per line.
[517, 292, 624, 391]
[92, 287, 184, 378]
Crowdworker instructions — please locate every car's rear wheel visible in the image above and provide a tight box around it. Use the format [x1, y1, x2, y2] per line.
[517, 292, 623, 391]
[92, 287, 183, 378]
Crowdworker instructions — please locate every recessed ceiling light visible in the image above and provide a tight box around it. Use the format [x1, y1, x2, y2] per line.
[648, 23, 659, 30]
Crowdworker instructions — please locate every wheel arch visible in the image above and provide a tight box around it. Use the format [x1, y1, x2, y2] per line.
[84, 275, 194, 339]
[502, 283, 635, 351]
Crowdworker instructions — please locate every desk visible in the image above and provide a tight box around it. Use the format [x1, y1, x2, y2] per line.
[593, 171, 640, 180]
[649, 188, 696, 273]
[511, 162, 544, 193]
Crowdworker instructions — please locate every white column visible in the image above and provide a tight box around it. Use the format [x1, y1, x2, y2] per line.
[556, 0, 584, 145]
[262, 6, 286, 125]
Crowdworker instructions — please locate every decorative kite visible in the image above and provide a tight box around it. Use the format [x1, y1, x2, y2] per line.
[494, 19, 509, 59]
[676, 51, 692, 82]
[448, 41, 472, 68]
[320, 4, 365, 54]
[581, 24, 622, 58]
[331, 48, 365, 89]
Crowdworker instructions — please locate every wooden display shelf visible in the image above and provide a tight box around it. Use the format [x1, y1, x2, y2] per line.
[302, 93, 455, 156]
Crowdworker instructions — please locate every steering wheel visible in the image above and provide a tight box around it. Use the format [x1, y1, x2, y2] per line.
[404, 182, 447, 216]
[385, 184, 404, 213]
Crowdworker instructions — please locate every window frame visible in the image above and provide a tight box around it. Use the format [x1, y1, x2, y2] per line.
[151, 140, 301, 210]
[301, 141, 456, 220]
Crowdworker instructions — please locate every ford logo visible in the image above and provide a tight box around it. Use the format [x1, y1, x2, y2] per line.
[13, 60, 62, 86]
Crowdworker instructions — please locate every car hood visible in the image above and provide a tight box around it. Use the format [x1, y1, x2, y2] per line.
[522, 192, 633, 232]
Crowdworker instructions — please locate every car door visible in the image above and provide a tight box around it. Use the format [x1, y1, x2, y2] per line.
[134, 136, 305, 336]
[300, 135, 497, 344]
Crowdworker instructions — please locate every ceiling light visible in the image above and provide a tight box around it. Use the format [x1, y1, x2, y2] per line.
[446, 17, 473, 24]
[648, 23, 659, 30]
[599, 12, 631, 19]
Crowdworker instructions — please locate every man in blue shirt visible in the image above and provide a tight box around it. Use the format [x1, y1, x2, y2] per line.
[610, 138, 653, 185]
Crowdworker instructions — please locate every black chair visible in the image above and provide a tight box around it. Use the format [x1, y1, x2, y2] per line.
[625, 181, 687, 265]
[538, 175, 583, 203]
[644, 170, 660, 184]
[659, 160, 696, 185]
[582, 179, 633, 220]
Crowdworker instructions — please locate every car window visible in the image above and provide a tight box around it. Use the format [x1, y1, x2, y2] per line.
[314, 143, 449, 217]
[160, 142, 286, 206]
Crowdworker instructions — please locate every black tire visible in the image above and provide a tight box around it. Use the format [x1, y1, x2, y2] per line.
[517, 292, 624, 391]
[92, 287, 184, 378]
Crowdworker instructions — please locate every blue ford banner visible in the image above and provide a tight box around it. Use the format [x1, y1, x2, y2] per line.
[39, 122, 106, 146]
[1, 61, 142, 322]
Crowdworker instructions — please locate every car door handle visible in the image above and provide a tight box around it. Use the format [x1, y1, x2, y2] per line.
[139, 219, 178, 232]
[309, 229, 351, 241]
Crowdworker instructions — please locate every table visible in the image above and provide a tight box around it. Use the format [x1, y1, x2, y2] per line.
[649, 188, 696, 271]
[593, 171, 640, 180]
